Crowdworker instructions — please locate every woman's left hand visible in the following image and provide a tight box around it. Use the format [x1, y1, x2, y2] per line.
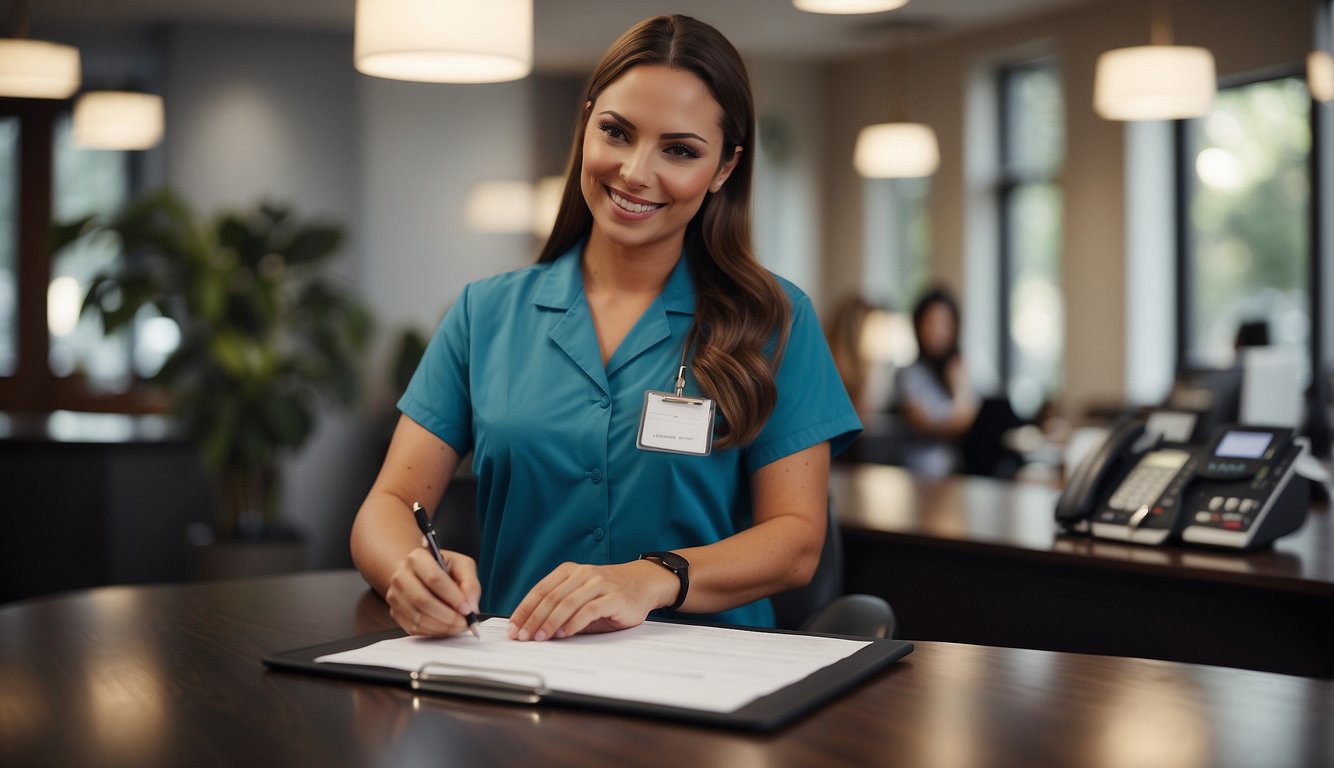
[507, 560, 677, 641]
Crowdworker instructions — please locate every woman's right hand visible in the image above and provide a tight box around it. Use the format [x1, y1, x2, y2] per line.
[383, 546, 482, 637]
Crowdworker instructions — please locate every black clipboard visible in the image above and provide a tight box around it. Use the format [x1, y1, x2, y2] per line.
[263, 623, 913, 732]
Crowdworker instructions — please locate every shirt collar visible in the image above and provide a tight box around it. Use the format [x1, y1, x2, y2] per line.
[532, 239, 696, 316]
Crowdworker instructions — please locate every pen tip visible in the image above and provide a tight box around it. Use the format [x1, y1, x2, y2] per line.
[470, 624, 481, 639]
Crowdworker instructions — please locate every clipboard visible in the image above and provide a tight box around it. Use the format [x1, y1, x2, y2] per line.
[263, 623, 913, 732]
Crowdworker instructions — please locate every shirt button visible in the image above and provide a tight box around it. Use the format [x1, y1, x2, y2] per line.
[598, 395, 610, 409]
[589, 468, 602, 483]
[593, 527, 605, 541]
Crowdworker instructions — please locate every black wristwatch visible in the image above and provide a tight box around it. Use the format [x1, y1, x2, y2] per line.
[639, 551, 690, 611]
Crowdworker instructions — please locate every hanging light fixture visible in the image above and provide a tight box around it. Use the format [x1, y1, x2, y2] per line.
[465, 180, 535, 233]
[854, 122, 938, 178]
[794, 0, 908, 13]
[853, 36, 938, 179]
[1093, 0, 1215, 121]
[1308, 50, 1334, 103]
[73, 90, 164, 150]
[355, 0, 532, 84]
[0, 0, 80, 99]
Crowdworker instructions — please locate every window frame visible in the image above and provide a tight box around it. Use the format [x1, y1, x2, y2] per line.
[0, 96, 158, 414]
[1173, 64, 1314, 377]
[994, 56, 1064, 400]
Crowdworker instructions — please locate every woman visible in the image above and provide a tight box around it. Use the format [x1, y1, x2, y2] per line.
[894, 286, 978, 477]
[350, 15, 860, 642]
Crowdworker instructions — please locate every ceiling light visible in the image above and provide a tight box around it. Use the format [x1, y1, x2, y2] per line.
[1094, 45, 1215, 120]
[532, 176, 565, 238]
[854, 122, 939, 178]
[0, 38, 80, 99]
[355, 0, 532, 84]
[794, 0, 909, 13]
[73, 91, 164, 150]
[1309, 50, 1334, 103]
[466, 181, 535, 233]
[1092, 0, 1214, 121]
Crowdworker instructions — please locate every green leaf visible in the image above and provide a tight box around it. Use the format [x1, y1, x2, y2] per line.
[50, 215, 99, 254]
[283, 225, 342, 265]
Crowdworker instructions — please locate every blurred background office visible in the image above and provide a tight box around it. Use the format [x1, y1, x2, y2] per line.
[0, 0, 1327, 601]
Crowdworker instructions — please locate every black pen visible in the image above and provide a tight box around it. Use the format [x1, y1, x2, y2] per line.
[412, 502, 482, 639]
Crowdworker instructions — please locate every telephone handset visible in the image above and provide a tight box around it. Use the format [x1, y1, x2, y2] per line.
[1055, 420, 1309, 550]
[1054, 419, 1150, 530]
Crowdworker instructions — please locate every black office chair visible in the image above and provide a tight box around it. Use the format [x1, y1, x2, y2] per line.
[769, 501, 896, 639]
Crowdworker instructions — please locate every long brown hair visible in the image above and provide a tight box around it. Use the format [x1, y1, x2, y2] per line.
[537, 14, 790, 449]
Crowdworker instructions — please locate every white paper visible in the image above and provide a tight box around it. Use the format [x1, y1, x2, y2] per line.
[316, 618, 870, 713]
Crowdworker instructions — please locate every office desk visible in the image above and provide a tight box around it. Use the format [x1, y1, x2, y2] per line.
[2, 571, 1333, 768]
[831, 464, 1334, 678]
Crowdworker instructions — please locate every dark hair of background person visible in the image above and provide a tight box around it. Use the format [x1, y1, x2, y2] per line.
[537, 14, 790, 449]
[911, 286, 962, 394]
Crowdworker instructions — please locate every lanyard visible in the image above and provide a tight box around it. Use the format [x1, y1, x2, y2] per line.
[664, 343, 706, 404]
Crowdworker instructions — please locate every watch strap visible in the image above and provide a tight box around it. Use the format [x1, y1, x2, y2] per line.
[639, 551, 689, 611]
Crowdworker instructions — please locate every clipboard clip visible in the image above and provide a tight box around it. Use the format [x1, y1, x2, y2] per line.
[410, 661, 550, 704]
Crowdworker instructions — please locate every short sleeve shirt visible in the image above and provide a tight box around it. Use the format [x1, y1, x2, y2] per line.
[894, 360, 961, 476]
[399, 243, 862, 627]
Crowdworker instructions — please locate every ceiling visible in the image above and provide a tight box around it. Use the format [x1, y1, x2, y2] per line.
[32, 0, 1102, 73]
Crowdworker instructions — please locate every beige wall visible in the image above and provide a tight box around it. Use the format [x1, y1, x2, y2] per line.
[822, 0, 1312, 415]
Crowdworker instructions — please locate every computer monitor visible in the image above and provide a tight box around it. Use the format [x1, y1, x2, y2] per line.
[1163, 366, 1242, 441]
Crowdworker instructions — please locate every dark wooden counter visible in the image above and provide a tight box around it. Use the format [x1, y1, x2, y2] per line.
[3, 570, 1333, 768]
[0, 411, 213, 602]
[831, 463, 1334, 677]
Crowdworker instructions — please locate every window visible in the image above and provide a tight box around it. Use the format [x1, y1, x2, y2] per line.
[51, 113, 132, 388]
[863, 176, 931, 312]
[1181, 76, 1311, 373]
[0, 116, 18, 376]
[0, 100, 146, 412]
[997, 59, 1064, 416]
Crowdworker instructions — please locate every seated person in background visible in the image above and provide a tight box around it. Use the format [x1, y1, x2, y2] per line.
[895, 286, 978, 477]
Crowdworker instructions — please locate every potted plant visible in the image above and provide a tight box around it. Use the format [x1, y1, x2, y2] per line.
[55, 190, 371, 575]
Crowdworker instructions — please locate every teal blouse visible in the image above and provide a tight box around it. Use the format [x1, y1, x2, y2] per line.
[399, 243, 861, 627]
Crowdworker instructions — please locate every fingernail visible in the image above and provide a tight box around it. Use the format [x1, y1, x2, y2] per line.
[517, 627, 530, 642]
[507, 621, 517, 639]
[534, 630, 547, 642]
[555, 628, 566, 639]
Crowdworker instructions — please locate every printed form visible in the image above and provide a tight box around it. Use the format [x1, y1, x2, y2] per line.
[317, 618, 870, 712]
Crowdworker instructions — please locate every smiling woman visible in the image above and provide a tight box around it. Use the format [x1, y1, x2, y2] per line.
[351, 14, 861, 646]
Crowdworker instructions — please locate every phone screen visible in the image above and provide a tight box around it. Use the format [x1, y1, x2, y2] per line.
[1215, 431, 1273, 459]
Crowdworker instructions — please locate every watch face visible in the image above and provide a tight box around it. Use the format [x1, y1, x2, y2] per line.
[646, 551, 688, 572]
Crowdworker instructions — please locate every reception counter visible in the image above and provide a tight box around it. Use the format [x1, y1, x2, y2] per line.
[831, 463, 1334, 678]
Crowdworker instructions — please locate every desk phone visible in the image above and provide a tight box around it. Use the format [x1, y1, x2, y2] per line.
[1055, 419, 1309, 550]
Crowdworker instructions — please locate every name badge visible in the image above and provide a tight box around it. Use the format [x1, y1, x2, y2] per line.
[637, 391, 715, 456]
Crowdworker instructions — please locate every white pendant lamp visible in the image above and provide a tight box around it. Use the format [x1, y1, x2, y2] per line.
[355, 0, 532, 84]
[1309, 50, 1334, 103]
[1094, 45, 1215, 120]
[794, 0, 908, 13]
[0, 38, 80, 99]
[465, 180, 535, 233]
[854, 122, 938, 178]
[73, 91, 164, 150]
[1093, 1, 1214, 121]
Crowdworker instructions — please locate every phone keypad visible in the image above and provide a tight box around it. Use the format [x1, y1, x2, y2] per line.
[1107, 465, 1180, 512]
